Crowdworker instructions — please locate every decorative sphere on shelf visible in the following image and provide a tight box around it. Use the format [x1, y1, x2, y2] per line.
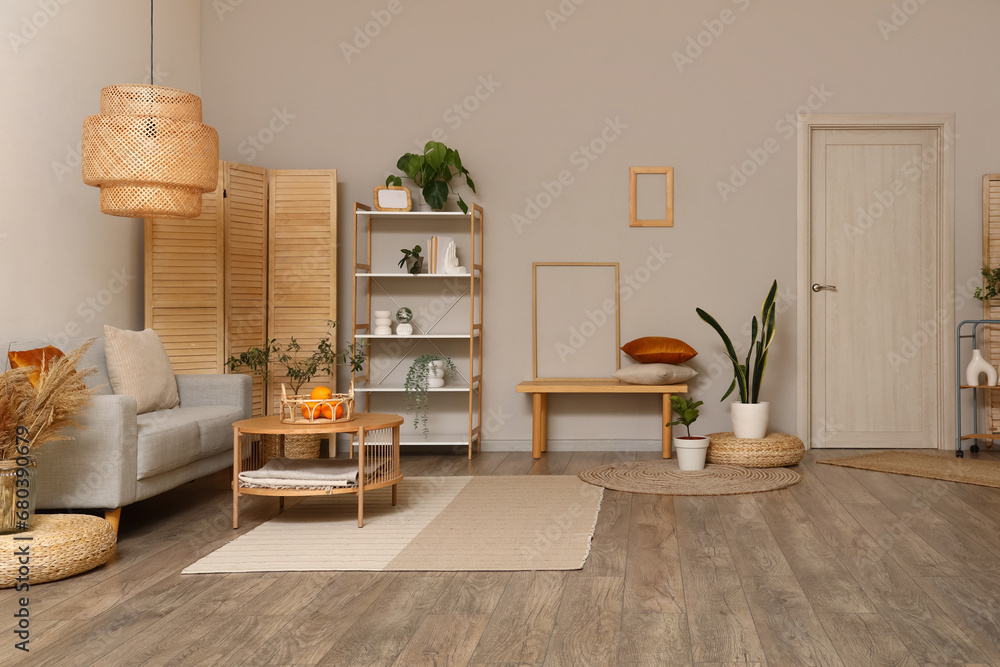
[396, 307, 413, 323]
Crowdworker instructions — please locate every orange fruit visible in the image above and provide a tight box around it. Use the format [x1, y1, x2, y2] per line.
[320, 401, 345, 420]
[301, 401, 321, 419]
[310, 386, 333, 400]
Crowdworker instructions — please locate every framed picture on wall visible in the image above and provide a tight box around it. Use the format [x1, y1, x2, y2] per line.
[630, 167, 673, 227]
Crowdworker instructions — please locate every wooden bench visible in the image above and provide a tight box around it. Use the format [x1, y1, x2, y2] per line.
[515, 380, 688, 459]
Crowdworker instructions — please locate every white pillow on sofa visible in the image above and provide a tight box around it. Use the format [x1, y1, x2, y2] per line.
[613, 363, 698, 385]
[104, 325, 179, 414]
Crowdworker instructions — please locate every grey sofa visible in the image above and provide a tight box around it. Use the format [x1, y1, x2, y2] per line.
[7, 336, 251, 528]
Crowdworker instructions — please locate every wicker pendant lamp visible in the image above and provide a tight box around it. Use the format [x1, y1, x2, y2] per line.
[81, 2, 218, 219]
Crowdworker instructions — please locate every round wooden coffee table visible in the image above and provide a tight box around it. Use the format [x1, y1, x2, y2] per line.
[232, 413, 403, 528]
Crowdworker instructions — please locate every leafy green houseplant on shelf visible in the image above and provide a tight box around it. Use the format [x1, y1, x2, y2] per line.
[666, 395, 708, 471]
[974, 265, 1000, 301]
[225, 320, 366, 396]
[404, 354, 459, 438]
[386, 141, 477, 213]
[398, 245, 423, 275]
[696, 279, 777, 439]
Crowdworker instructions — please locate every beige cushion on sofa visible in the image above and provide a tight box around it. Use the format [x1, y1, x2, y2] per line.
[104, 325, 179, 414]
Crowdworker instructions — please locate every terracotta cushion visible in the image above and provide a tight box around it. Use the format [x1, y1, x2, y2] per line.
[8, 345, 65, 387]
[621, 337, 697, 364]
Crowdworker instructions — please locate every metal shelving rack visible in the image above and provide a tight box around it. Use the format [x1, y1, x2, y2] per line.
[352, 203, 484, 458]
[956, 319, 1000, 457]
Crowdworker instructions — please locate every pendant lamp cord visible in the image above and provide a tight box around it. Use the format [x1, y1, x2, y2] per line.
[149, 0, 154, 83]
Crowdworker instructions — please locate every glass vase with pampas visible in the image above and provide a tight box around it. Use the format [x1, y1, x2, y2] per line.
[0, 341, 96, 533]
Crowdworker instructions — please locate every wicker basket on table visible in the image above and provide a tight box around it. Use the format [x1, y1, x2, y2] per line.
[260, 385, 356, 462]
[706, 432, 805, 468]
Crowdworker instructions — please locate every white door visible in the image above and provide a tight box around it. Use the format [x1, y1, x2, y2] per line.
[803, 120, 952, 449]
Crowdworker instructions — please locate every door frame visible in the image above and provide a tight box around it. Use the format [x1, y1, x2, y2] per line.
[796, 113, 956, 449]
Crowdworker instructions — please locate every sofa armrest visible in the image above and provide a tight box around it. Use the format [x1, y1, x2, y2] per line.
[34, 394, 139, 510]
[176, 373, 252, 419]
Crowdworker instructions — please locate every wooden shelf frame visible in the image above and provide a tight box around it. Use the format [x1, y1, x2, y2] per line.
[352, 202, 484, 458]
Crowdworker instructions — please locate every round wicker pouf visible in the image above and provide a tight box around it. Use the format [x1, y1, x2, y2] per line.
[707, 432, 805, 468]
[1, 514, 116, 588]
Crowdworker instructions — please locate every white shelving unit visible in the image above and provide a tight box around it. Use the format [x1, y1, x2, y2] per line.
[352, 203, 484, 457]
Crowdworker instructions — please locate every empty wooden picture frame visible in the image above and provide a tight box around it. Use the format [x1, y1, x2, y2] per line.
[532, 262, 621, 380]
[373, 185, 412, 211]
[630, 167, 673, 227]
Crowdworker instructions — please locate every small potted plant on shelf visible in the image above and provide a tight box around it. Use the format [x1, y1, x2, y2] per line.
[696, 279, 777, 439]
[385, 141, 477, 213]
[398, 245, 423, 275]
[404, 354, 459, 438]
[666, 395, 709, 471]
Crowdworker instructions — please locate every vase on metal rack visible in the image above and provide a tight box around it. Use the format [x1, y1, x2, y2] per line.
[965, 348, 998, 386]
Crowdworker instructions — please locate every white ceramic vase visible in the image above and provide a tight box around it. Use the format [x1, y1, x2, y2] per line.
[427, 359, 445, 388]
[412, 187, 432, 212]
[731, 402, 769, 439]
[373, 311, 392, 336]
[395, 323, 413, 336]
[966, 348, 998, 386]
[674, 436, 710, 471]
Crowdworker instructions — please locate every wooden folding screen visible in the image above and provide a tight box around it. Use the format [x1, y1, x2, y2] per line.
[146, 163, 335, 416]
[984, 174, 1000, 435]
[145, 163, 226, 375]
[223, 163, 268, 416]
[266, 169, 338, 412]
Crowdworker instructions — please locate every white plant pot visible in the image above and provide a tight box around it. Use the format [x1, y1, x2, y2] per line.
[966, 348, 998, 386]
[674, 436, 710, 471]
[427, 360, 446, 388]
[731, 402, 769, 439]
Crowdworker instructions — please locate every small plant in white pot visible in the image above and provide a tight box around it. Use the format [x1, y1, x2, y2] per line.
[667, 395, 709, 471]
[696, 280, 777, 439]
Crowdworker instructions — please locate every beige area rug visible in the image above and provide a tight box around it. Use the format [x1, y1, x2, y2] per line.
[579, 459, 800, 495]
[183, 476, 603, 573]
[818, 450, 1000, 488]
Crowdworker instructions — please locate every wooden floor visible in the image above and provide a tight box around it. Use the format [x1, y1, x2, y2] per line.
[5, 448, 1000, 666]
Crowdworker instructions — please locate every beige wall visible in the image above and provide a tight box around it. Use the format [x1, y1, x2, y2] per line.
[200, 0, 999, 448]
[0, 0, 200, 347]
[4, 1, 997, 448]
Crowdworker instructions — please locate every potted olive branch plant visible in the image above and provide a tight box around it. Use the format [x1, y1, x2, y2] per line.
[386, 141, 477, 213]
[696, 279, 777, 439]
[666, 395, 708, 471]
[404, 354, 459, 438]
[225, 320, 366, 397]
[974, 265, 1000, 301]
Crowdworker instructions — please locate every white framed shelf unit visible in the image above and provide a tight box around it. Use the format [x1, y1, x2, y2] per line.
[352, 203, 484, 457]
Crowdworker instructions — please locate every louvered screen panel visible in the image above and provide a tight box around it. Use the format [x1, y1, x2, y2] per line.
[985, 175, 1000, 435]
[144, 164, 225, 374]
[224, 163, 269, 416]
[267, 169, 338, 412]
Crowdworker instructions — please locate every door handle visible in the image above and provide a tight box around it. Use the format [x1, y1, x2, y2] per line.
[812, 284, 837, 292]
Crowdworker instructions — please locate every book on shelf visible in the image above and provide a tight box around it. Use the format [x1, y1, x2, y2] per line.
[425, 236, 454, 275]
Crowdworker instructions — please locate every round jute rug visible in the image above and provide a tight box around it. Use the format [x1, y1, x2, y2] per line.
[578, 459, 801, 496]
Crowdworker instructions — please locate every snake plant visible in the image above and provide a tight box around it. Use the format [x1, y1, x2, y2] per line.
[696, 280, 777, 404]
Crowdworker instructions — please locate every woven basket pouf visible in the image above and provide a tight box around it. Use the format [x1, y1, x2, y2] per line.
[260, 433, 321, 462]
[707, 432, 805, 468]
[1, 514, 116, 587]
